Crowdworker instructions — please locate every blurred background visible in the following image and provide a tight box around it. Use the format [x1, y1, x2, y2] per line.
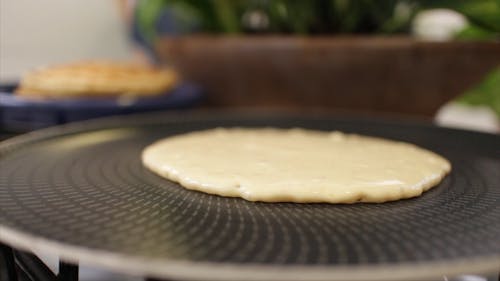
[1, 0, 499, 134]
[0, 1, 499, 280]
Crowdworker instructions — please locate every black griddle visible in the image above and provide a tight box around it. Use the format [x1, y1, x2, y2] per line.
[0, 111, 499, 281]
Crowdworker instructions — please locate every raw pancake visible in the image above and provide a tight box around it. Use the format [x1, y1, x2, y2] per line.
[142, 128, 451, 203]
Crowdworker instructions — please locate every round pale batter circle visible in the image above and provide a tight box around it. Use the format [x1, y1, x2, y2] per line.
[142, 128, 451, 203]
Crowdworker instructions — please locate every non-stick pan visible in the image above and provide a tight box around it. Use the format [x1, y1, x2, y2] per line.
[0, 111, 498, 281]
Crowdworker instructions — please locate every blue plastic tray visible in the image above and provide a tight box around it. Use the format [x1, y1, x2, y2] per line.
[0, 83, 203, 131]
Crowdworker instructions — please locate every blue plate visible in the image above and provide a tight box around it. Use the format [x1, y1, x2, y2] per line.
[0, 83, 203, 131]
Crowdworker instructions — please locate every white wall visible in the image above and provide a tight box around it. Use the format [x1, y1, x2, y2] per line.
[0, 0, 134, 83]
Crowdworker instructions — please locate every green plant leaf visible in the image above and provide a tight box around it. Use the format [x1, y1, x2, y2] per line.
[136, 0, 167, 44]
[213, 0, 241, 33]
[457, 67, 500, 117]
[455, 24, 499, 40]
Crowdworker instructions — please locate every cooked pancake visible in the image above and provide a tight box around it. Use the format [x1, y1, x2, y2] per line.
[142, 128, 451, 203]
[16, 61, 178, 98]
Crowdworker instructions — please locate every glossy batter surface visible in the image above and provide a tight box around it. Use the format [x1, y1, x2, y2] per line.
[142, 128, 451, 203]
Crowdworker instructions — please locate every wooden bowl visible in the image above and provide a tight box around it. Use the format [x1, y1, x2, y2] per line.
[156, 36, 500, 117]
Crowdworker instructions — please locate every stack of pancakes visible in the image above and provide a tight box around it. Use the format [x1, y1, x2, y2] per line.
[16, 61, 178, 99]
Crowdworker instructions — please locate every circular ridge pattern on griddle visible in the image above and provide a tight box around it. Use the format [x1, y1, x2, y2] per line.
[0, 113, 499, 271]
